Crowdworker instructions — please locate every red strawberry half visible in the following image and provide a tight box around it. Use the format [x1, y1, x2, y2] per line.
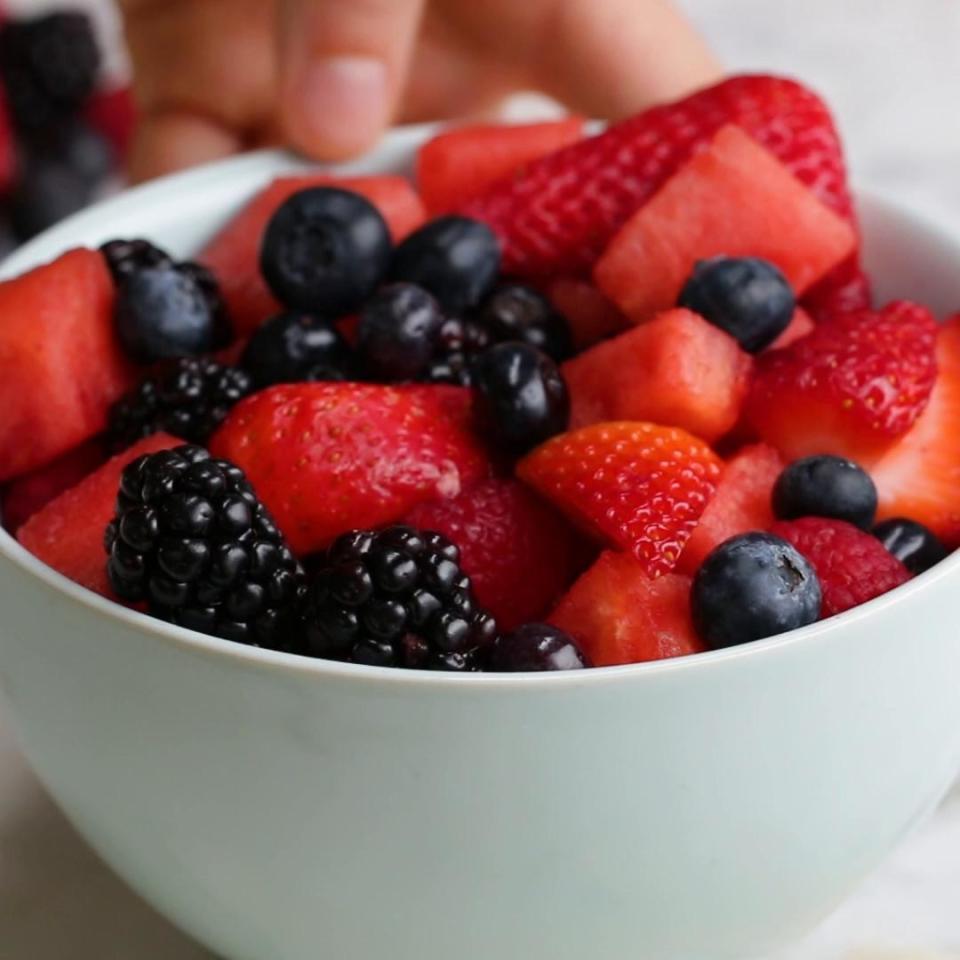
[518, 421, 721, 578]
[771, 517, 911, 617]
[462, 74, 855, 278]
[745, 300, 939, 463]
[210, 383, 491, 555]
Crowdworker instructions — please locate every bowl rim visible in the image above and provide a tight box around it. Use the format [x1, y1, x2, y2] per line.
[1, 139, 959, 690]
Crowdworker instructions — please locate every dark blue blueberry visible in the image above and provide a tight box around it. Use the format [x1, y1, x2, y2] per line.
[242, 311, 356, 387]
[114, 264, 218, 363]
[478, 283, 573, 362]
[678, 256, 796, 353]
[872, 518, 949, 575]
[773, 455, 878, 529]
[472, 342, 569, 456]
[260, 187, 392, 315]
[489, 623, 590, 671]
[692, 532, 822, 648]
[389, 215, 500, 313]
[356, 283, 444, 380]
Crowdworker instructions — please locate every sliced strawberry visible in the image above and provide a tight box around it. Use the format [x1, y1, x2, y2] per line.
[767, 307, 815, 351]
[771, 517, 911, 617]
[871, 317, 960, 544]
[677, 443, 783, 575]
[17, 433, 181, 597]
[594, 126, 856, 323]
[463, 74, 855, 278]
[210, 383, 491, 555]
[200, 175, 426, 336]
[802, 256, 873, 322]
[0, 248, 136, 482]
[405, 477, 585, 630]
[745, 300, 939, 463]
[544, 277, 629, 350]
[1, 437, 106, 533]
[517, 421, 721, 578]
[563, 308, 752, 443]
[548, 551, 704, 666]
[417, 118, 585, 215]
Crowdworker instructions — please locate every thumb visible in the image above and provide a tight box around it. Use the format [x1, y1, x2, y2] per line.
[277, 0, 425, 160]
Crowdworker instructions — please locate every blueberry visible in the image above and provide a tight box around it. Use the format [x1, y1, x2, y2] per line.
[773, 455, 877, 529]
[489, 623, 590, 671]
[472, 342, 570, 456]
[115, 264, 218, 363]
[872, 518, 949, 575]
[260, 187, 392, 315]
[678, 256, 796, 353]
[356, 283, 445, 380]
[692, 532, 822, 648]
[389, 215, 500, 313]
[241, 312, 356, 387]
[478, 283, 573, 361]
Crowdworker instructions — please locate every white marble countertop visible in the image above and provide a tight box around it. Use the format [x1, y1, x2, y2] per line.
[3, 1, 960, 957]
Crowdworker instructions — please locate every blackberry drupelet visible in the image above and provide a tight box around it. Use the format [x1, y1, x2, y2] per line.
[105, 446, 302, 648]
[107, 357, 253, 450]
[422, 315, 492, 386]
[299, 525, 498, 670]
[477, 283, 573, 362]
[101, 238, 174, 283]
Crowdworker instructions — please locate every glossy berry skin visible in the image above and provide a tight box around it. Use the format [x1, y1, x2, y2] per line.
[692, 532, 822, 648]
[299, 525, 498, 670]
[105, 445, 302, 648]
[472, 342, 569, 456]
[114, 264, 219, 363]
[107, 358, 253, 450]
[772, 455, 878, 529]
[389, 215, 501, 313]
[260, 187, 392, 315]
[242, 312, 356, 388]
[101, 238, 173, 283]
[489, 623, 589, 671]
[423, 316, 492, 387]
[357, 283, 445, 380]
[872, 518, 949, 575]
[477, 283, 573, 362]
[678, 257, 795, 353]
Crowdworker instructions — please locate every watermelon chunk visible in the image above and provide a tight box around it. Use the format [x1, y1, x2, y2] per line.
[544, 277, 629, 350]
[562, 308, 753, 443]
[17, 433, 181, 597]
[0, 249, 136, 482]
[548, 550, 704, 667]
[594, 125, 857, 324]
[417, 118, 585, 215]
[200, 175, 426, 336]
[767, 307, 815, 351]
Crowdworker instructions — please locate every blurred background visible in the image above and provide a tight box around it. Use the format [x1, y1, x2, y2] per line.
[0, 0, 958, 957]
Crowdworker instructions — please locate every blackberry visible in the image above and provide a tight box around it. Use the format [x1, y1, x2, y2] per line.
[422, 315, 492, 386]
[489, 623, 590, 671]
[0, 13, 101, 132]
[299, 525, 498, 670]
[101, 238, 174, 283]
[477, 284, 573, 362]
[105, 446, 302, 648]
[107, 358, 253, 450]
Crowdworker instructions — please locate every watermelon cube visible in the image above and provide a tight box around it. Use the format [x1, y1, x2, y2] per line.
[548, 550, 704, 667]
[0, 248, 136, 482]
[594, 125, 857, 323]
[200, 175, 427, 336]
[562, 308, 753, 443]
[544, 277, 629, 350]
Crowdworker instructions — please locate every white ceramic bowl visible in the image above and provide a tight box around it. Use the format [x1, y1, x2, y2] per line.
[2, 127, 960, 960]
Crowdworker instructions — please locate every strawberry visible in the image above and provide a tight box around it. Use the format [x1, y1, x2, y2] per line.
[209, 383, 491, 555]
[547, 551, 704, 666]
[17, 433, 181, 598]
[0, 84, 14, 195]
[462, 74, 855, 278]
[83, 85, 138, 161]
[517, 421, 721, 578]
[677, 443, 783, 575]
[404, 477, 585, 630]
[771, 517, 911, 617]
[802, 256, 873, 322]
[745, 301, 939, 463]
[562, 308, 753, 443]
[871, 317, 960, 544]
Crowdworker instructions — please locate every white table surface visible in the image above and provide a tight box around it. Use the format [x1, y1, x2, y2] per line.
[3, 0, 960, 957]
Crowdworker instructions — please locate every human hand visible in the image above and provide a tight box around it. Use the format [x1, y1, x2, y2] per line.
[120, 0, 720, 181]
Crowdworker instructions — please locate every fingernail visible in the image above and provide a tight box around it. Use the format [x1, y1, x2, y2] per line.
[286, 56, 389, 157]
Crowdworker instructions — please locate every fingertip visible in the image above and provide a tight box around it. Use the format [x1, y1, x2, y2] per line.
[127, 111, 242, 183]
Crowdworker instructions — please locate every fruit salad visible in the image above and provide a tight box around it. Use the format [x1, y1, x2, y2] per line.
[1, 74, 955, 672]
